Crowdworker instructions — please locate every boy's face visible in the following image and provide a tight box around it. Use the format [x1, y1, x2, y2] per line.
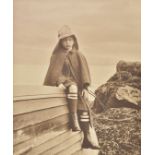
[61, 36, 74, 51]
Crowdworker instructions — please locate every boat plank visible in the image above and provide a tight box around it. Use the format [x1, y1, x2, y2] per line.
[13, 85, 84, 155]
[27, 131, 81, 155]
[14, 86, 65, 97]
[14, 114, 70, 145]
[14, 97, 67, 115]
[72, 148, 100, 155]
[40, 131, 82, 155]
[56, 141, 82, 155]
[14, 126, 70, 155]
[14, 105, 69, 130]
[14, 94, 66, 101]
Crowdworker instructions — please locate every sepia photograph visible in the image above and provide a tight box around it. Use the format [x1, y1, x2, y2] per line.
[13, 0, 141, 154]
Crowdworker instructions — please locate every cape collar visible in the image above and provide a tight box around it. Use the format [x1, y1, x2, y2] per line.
[63, 47, 77, 54]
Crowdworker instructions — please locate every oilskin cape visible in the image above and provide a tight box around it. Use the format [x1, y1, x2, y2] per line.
[44, 37, 93, 124]
[44, 39, 91, 90]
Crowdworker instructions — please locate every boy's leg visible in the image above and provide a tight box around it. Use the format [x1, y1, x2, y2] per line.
[79, 110, 100, 149]
[67, 84, 81, 131]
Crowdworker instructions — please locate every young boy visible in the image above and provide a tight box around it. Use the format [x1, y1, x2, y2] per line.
[44, 25, 99, 149]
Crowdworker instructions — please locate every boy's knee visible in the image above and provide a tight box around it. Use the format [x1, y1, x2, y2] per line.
[68, 85, 78, 93]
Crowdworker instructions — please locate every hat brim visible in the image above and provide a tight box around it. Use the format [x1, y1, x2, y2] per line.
[58, 33, 75, 40]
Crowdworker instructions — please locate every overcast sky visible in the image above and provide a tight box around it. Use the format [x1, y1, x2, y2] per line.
[14, 0, 140, 66]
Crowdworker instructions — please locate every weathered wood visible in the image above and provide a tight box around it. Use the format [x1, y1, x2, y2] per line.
[14, 94, 66, 101]
[14, 85, 66, 101]
[14, 97, 67, 115]
[14, 85, 65, 97]
[56, 141, 82, 155]
[14, 127, 70, 155]
[40, 131, 82, 155]
[72, 149, 100, 155]
[14, 130, 82, 155]
[14, 114, 69, 145]
[27, 131, 82, 155]
[14, 105, 69, 130]
[13, 86, 84, 155]
[14, 125, 35, 145]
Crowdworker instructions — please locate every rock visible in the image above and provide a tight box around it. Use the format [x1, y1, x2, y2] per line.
[116, 85, 141, 106]
[116, 60, 141, 77]
[92, 61, 141, 113]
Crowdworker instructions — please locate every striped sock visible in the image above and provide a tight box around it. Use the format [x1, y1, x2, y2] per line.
[80, 112, 90, 122]
[67, 92, 78, 100]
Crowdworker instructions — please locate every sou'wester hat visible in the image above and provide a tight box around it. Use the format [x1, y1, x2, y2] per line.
[58, 25, 74, 40]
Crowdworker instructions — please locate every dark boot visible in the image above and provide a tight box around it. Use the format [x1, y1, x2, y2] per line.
[70, 113, 81, 131]
[82, 129, 100, 149]
[79, 111, 100, 149]
[67, 93, 81, 131]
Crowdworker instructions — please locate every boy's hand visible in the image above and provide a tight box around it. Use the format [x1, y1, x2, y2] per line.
[82, 89, 90, 100]
[58, 84, 66, 89]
